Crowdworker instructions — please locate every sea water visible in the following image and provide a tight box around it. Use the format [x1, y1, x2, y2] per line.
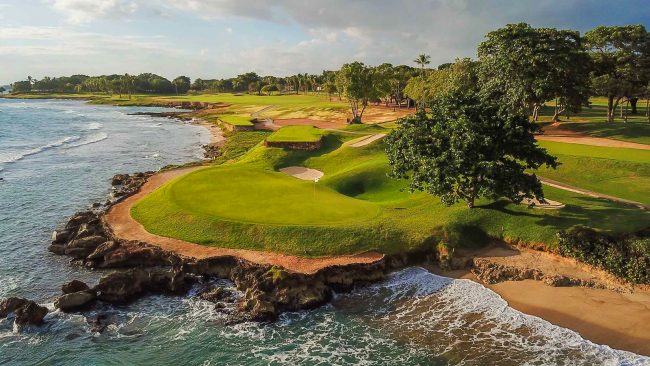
[0, 99, 648, 365]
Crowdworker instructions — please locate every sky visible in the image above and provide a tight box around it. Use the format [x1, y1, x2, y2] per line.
[1, 0, 649, 85]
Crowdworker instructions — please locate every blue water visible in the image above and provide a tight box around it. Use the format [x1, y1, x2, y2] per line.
[0, 99, 648, 365]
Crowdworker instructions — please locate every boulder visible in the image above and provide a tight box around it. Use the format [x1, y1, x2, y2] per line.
[51, 229, 72, 244]
[0, 297, 48, 325]
[55, 291, 96, 312]
[62, 280, 90, 294]
[111, 174, 129, 186]
[87, 241, 119, 261]
[14, 302, 48, 325]
[96, 242, 177, 268]
[48, 244, 66, 255]
[67, 235, 107, 249]
[65, 211, 96, 230]
[95, 268, 190, 304]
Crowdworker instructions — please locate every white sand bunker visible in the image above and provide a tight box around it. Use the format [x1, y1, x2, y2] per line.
[279, 166, 324, 180]
[350, 133, 387, 147]
[521, 197, 565, 210]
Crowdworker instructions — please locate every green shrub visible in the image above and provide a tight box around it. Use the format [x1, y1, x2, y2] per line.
[557, 226, 650, 284]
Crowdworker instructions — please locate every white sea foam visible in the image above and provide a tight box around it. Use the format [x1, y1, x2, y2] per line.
[66, 132, 108, 148]
[0, 136, 80, 164]
[85, 122, 103, 130]
[354, 267, 650, 365]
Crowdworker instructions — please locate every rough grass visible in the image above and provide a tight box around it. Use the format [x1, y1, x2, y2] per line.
[266, 126, 322, 143]
[219, 114, 254, 126]
[132, 134, 650, 257]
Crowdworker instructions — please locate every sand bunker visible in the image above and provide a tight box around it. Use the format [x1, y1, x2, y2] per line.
[279, 166, 324, 180]
[521, 197, 565, 210]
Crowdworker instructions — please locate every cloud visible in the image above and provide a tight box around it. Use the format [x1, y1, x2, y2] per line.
[45, 0, 138, 24]
[159, 0, 650, 68]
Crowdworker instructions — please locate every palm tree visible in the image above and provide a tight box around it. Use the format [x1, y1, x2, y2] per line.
[414, 54, 431, 76]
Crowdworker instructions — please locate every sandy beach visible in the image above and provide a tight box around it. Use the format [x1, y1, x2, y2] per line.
[431, 245, 650, 356]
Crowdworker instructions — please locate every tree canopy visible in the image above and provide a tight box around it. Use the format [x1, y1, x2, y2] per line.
[386, 86, 557, 208]
[584, 24, 650, 122]
[478, 23, 591, 121]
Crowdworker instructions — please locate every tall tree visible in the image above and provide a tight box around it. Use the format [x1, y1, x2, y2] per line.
[584, 25, 650, 122]
[336, 62, 379, 123]
[172, 76, 191, 95]
[386, 91, 557, 208]
[478, 23, 591, 121]
[414, 54, 431, 76]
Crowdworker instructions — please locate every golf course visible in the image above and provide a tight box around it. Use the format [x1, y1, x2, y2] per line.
[121, 99, 650, 258]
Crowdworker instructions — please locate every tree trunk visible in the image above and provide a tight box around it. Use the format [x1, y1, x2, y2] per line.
[646, 98, 650, 122]
[630, 98, 639, 114]
[607, 95, 619, 123]
[466, 197, 475, 209]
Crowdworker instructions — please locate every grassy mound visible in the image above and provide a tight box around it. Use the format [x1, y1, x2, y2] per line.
[131, 127, 650, 257]
[266, 126, 322, 143]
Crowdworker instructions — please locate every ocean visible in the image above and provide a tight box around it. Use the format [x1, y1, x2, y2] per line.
[0, 98, 648, 365]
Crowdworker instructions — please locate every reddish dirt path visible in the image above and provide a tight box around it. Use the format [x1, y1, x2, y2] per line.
[104, 166, 384, 274]
[537, 123, 650, 150]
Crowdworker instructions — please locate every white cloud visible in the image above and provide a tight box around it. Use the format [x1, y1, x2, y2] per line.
[225, 27, 232, 33]
[45, 0, 138, 24]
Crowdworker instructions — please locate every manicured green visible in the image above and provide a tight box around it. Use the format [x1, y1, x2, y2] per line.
[132, 134, 650, 257]
[266, 126, 322, 143]
[219, 114, 254, 126]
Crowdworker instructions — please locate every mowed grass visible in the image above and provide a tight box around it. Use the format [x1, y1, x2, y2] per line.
[132, 133, 650, 256]
[266, 126, 322, 143]
[535, 141, 650, 205]
[219, 114, 254, 126]
[539, 97, 650, 145]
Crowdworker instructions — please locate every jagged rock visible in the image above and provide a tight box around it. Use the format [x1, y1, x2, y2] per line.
[471, 258, 544, 284]
[48, 244, 66, 255]
[15, 302, 48, 325]
[200, 287, 236, 303]
[111, 174, 129, 186]
[68, 235, 106, 249]
[0, 297, 48, 325]
[55, 291, 96, 312]
[87, 241, 119, 261]
[95, 268, 190, 304]
[65, 211, 96, 230]
[62, 280, 90, 294]
[95, 242, 178, 268]
[51, 229, 72, 244]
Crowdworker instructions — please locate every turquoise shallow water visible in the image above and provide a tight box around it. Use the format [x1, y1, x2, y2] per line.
[0, 99, 648, 366]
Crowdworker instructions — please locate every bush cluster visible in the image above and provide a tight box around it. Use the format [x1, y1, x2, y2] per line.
[557, 226, 650, 284]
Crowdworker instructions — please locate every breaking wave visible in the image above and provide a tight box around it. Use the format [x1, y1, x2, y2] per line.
[0, 136, 80, 164]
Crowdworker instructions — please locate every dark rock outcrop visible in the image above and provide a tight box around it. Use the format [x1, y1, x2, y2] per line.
[55, 291, 96, 312]
[0, 297, 48, 325]
[95, 268, 190, 304]
[62, 280, 90, 294]
[471, 258, 606, 289]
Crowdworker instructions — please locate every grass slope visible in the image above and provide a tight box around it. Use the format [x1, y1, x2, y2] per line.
[266, 126, 322, 143]
[132, 130, 650, 257]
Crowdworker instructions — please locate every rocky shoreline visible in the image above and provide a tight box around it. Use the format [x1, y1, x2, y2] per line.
[0, 170, 625, 328]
